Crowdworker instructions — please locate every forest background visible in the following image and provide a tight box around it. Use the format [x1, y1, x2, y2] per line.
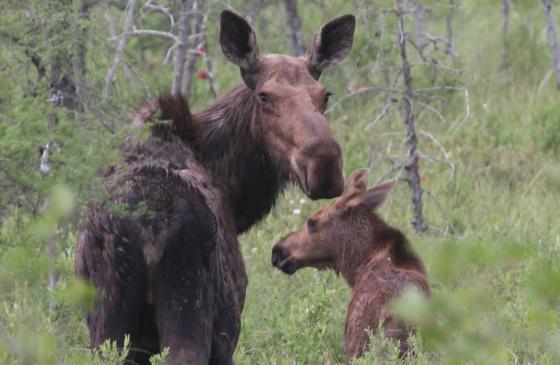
[1, 0, 560, 364]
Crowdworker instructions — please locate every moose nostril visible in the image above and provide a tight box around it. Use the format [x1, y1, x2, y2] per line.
[271, 246, 284, 267]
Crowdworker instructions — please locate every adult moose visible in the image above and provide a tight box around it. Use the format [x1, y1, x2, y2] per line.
[75, 10, 355, 365]
[272, 169, 430, 360]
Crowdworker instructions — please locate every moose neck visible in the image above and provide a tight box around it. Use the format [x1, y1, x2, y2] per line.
[193, 85, 289, 233]
[337, 212, 424, 288]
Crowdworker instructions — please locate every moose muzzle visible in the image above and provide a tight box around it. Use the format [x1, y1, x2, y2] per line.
[294, 138, 344, 200]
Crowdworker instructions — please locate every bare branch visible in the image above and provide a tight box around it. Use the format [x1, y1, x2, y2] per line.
[418, 130, 456, 179]
[102, 0, 137, 98]
[140, 0, 175, 28]
[112, 28, 179, 42]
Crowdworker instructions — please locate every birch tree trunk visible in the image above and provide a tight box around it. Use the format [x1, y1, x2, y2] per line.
[181, 0, 203, 97]
[396, 0, 426, 233]
[171, 0, 192, 95]
[543, 0, 560, 90]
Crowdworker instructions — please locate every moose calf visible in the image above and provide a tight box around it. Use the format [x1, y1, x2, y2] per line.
[272, 169, 430, 359]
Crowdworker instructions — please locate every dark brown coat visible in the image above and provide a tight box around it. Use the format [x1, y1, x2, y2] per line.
[272, 169, 430, 360]
[75, 10, 355, 365]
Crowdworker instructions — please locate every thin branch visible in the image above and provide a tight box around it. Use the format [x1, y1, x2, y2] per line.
[112, 28, 179, 42]
[417, 130, 456, 179]
[102, 0, 137, 98]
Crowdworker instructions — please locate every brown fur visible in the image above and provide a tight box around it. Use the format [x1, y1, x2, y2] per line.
[76, 10, 355, 365]
[272, 169, 430, 360]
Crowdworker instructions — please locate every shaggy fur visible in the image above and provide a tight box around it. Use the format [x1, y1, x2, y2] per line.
[76, 10, 356, 365]
[272, 170, 430, 360]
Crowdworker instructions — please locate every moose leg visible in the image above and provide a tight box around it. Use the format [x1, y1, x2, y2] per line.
[209, 240, 247, 365]
[76, 228, 149, 359]
[153, 197, 218, 365]
[153, 246, 214, 365]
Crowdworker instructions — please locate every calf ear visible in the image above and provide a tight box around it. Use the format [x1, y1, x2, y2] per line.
[339, 168, 369, 208]
[363, 180, 397, 210]
[220, 10, 261, 89]
[306, 14, 356, 79]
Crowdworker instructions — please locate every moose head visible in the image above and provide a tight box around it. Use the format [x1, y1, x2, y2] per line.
[272, 169, 396, 276]
[219, 11, 356, 199]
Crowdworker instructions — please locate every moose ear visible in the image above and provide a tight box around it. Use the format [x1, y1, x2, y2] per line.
[339, 168, 369, 208]
[306, 14, 356, 80]
[220, 10, 261, 89]
[363, 179, 397, 210]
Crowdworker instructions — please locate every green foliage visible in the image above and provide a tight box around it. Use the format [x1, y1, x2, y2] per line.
[1, 1, 560, 364]
[92, 336, 131, 365]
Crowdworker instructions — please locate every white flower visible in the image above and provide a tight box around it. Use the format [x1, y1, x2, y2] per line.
[293, 209, 301, 215]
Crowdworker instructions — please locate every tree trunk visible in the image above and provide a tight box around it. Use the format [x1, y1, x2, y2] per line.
[396, 0, 426, 233]
[543, 0, 560, 90]
[181, 0, 203, 97]
[171, 0, 192, 95]
[446, 0, 456, 59]
[413, 0, 428, 58]
[283, 0, 305, 56]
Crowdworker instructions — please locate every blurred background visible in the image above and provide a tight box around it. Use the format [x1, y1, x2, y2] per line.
[1, 0, 560, 364]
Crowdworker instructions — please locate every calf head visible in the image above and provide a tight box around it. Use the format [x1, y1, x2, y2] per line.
[220, 11, 356, 199]
[272, 169, 396, 275]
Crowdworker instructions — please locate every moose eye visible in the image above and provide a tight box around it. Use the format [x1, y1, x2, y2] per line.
[307, 218, 318, 232]
[257, 92, 269, 104]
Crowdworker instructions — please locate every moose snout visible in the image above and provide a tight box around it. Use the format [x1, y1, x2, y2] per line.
[271, 244, 298, 275]
[271, 245, 285, 267]
[295, 140, 344, 200]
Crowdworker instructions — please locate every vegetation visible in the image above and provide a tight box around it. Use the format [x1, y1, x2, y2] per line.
[1, 0, 559, 364]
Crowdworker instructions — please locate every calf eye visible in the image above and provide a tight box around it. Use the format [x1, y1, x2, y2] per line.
[307, 218, 318, 232]
[257, 92, 269, 104]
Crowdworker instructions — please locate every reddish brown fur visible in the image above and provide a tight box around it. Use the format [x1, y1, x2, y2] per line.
[76, 10, 355, 365]
[272, 169, 430, 360]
